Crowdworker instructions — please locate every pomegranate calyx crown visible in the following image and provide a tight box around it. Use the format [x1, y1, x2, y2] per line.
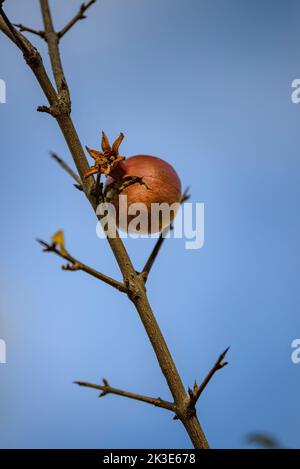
[85, 131, 125, 179]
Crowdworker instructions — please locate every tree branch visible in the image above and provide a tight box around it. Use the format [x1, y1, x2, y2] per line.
[14, 24, 45, 39]
[0, 5, 30, 50]
[74, 378, 176, 413]
[37, 239, 127, 293]
[58, 0, 96, 39]
[0, 15, 16, 43]
[39, 0, 71, 112]
[141, 188, 191, 282]
[188, 347, 230, 408]
[51, 152, 82, 186]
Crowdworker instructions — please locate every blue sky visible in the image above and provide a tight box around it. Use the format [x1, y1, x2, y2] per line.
[0, 0, 299, 448]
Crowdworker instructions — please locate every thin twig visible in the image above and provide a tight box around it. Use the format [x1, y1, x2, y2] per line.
[37, 239, 127, 293]
[188, 347, 230, 407]
[40, 0, 71, 111]
[58, 0, 96, 39]
[141, 228, 169, 282]
[141, 188, 191, 282]
[74, 379, 175, 413]
[14, 23, 45, 39]
[51, 152, 82, 185]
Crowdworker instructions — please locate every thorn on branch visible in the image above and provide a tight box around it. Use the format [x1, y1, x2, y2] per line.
[180, 186, 191, 203]
[188, 347, 230, 409]
[98, 378, 110, 397]
[36, 238, 55, 252]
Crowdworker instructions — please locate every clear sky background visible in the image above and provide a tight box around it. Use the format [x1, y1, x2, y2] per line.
[0, 0, 299, 449]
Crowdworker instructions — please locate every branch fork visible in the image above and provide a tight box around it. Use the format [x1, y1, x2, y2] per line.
[37, 235, 127, 293]
[58, 0, 96, 39]
[13, 0, 96, 41]
[74, 347, 230, 419]
[188, 347, 230, 410]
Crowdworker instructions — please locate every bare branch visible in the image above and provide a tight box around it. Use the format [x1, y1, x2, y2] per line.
[188, 347, 230, 407]
[141, 228, 169, 283]
[14, 23, 45, 39]
[58, 0, 96, 39]
[1, 1, 212, 448]
[0, 5, 30, 50]
[51, 152, 82, 185]
[0, 6, 60, 117]
[74, 378, 175, 413]
[40, 0, 71, 111]
[37, 239, 127, 293]
[0, 16, 16, 43]
[141, 188, 191, 282]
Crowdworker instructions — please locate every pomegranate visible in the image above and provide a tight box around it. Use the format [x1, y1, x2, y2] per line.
[106, 155, 182, 233]
[85, 133, 182, 234]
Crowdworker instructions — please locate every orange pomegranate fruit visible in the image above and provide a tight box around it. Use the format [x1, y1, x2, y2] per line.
[85, 132, 182, 234]
[105, 155, 182, 233]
